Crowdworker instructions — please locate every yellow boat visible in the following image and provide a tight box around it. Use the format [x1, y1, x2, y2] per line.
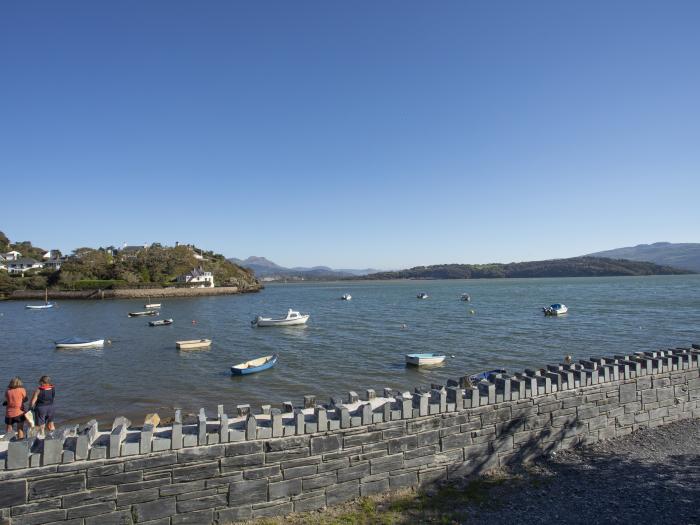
[176, 339, 211, 350]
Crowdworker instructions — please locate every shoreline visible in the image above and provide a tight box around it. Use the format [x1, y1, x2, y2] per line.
[4, 285, 263, 300]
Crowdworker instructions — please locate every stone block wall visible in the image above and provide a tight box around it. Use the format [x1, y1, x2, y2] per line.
[1, 344, 699, 524]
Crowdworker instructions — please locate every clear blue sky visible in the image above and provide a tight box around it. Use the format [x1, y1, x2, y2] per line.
[2, 2, 698, 269]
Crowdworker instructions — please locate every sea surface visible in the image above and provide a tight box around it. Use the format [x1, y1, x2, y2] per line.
[1, 275, 698, 424]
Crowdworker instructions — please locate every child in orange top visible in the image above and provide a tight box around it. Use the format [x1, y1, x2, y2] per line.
[4, 377, 27, 439]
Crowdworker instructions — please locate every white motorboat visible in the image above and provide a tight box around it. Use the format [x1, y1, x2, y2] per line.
[252, 309, 309, 327]
[405, 353, 446, 366]
[417, 292, 429, 299]
[543, 303, 568, 316]
[341, 294, 352, 301]
[55, 337, 105, 349]
[144, 303, 161, 309]
[460, 293, 471, 302]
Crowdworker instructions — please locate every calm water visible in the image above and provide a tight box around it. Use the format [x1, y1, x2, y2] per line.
[1, 276, 699, 424]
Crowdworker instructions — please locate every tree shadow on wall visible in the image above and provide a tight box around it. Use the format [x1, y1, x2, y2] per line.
[397, 417, 700, 525]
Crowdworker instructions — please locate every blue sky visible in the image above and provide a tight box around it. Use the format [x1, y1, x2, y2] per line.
[2, 2, 698, 268]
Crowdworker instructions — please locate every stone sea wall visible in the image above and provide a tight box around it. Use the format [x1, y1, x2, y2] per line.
[1, 344, 699, 524]
[8, 286, 261, 301]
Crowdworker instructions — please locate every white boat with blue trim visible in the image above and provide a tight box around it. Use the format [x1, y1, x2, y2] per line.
[405, 353, 446, 366]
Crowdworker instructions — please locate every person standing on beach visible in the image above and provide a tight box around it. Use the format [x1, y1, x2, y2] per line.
[4, 377, 27, 439]
[30, 376, 56, 435]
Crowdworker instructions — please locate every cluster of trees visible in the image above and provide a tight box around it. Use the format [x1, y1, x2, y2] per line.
[362, 256, 692, 280]
[0, 231, 257, 293]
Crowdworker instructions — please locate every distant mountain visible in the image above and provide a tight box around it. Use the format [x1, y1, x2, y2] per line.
[228, 256, 378, 280]
[587, 242, 700, 273]
[360, 256, 691, 280]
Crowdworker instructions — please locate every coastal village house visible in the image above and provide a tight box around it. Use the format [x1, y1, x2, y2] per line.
[4, 250, 22, 261]
[6, 257, 43, 274]
[177, 267, 214, 288]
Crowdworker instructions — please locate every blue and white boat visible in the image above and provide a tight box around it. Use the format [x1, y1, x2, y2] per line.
[405, 353, 445, 366]
[55, 337, 105, 349]
[543, 303, 568, 316]
[231, 354, 278, 375]
[469, 369, 507, 382]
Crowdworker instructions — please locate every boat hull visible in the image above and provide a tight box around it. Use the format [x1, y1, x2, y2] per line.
[176, 339, 211, 350]
[55, 339, 104, 349]
[144, 303, 161, 309]
[129, 311, 159, 317]
[26, 304, 54, 309]
[405, 353, 446, 366]
[149, 319, 173, 326]
[231, 354, 278, 375]
[254, 315, 309, 327]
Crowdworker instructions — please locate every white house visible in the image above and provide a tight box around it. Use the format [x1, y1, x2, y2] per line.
[7, 258, 43, 274]
[177, 267, 215, 288]
[4, 251, 21, 261]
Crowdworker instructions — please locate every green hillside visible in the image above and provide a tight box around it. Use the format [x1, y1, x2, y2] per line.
[361, 256, 692, 280]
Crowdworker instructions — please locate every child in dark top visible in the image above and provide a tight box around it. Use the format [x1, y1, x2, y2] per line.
[31, 375, 56, 436]
[4, 376, 27, 439]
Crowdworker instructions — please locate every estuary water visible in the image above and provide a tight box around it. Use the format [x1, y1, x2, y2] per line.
[1, 275, 699, 424]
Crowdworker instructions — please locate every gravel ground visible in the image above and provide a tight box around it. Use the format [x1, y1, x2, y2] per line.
[456, 417, 700, 525]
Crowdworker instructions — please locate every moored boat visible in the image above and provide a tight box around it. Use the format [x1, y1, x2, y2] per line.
[176, 339, 211, 350]
[231, 354, 278, 375]
[341, 294, 352, 301]
[149, 318, 173, 326]
[460, 293, 471, 302]
[405, 353, 446, 366]
[252, 309, 309, 327]
[417, 292, 429, 299]
[128, 311, 159, 318]
[26, 289, 54, 309]
[144, 303, 161, 309]
[55, 337, 105, 349]
[543, 303, 568, 316]
[469, 368, 507, 382]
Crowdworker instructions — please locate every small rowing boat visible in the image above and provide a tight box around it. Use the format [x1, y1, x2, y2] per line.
[405, 353, 446, 366]
[128, 311, 159, 318]
[469, 369, 507, 382]
[176, 339, 211, 350]
[231, 354, 278, 375]
[55, 337, 105, 349]
[149, 318, 173, 326]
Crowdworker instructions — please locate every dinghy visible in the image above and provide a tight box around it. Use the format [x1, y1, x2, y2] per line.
[149, 318, 173, 326]
[469, 369, 507, 382]
[231, 354, 278, 375]
[55, 337, 105, 349]
[341, 294, 352, 301]
[417, 292, 429, 299]
[460, 293, 471, 302]
[252, 309, 309, 327]
[128, 310, 159, 318]
[176, 339, 211, 350]
[405, 353, 446, 366]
